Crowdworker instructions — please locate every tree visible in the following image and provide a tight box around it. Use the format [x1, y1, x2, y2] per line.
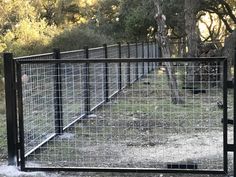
[184, 0, 201, 87]
[154, 0, 184, 104]
[93, 0, 156, 41]
[0, 0, 60, 56]
[199, 0, 236, 33]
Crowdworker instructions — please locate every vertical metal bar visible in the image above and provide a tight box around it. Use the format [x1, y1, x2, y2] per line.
[103, 44, 109, 102]
[158, 46, 162, 66]
[154, 39, 157, 58]
[147, 41, 150, 73]
[154, 40, 157, 68]
[53, 49, 63, 135]
[135, 41, 139, 81]
[151, 41, 154, 70]
[118, 42, 122, 90]
[16, 63, 25, 170]
[152, 41, 155, 69]
[3, 53, 18, 166]
[127, 42, 131, 86]
[84, 46, 90, 115]
[223, 59, 228, 174]
[142, 42, 145, 75]
[234, 48, 236, 176]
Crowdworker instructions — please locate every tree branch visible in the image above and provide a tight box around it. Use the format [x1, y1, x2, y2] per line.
[217, 0, 236, 24]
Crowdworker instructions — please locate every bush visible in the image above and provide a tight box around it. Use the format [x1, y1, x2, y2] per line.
[2, 18, 60, 57]
[50, 26, 114, 51]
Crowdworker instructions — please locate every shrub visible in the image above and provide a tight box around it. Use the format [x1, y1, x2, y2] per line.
[50, 26, 114, 51]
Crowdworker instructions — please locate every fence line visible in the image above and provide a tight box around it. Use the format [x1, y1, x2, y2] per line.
[3, 41, 159, 165]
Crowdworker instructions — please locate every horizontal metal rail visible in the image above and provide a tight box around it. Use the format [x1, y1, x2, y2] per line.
[15, 53, 53, 60]
[15, 57, 226, 64]
[23, 167, 227, 174]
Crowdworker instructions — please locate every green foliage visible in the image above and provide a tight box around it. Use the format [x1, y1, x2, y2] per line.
[50, 26, 113, 51]
[94, 0, 156, 41]
[91, 0, 124, 40]
[2, 18, 60, 56]
[162, 0, 185, 38]
[124, 6, 156, 40]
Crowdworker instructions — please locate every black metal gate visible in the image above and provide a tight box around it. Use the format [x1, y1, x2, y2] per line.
[3, 43, 235, 175]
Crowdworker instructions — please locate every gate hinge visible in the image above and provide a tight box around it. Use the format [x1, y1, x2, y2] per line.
[226, 144, 236, 152]
[221, 118, 234, 125]
[227, 80, 233, 88]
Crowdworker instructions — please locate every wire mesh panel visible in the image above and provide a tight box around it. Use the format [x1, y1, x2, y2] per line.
[107, 45, 119, 97]
[60, 50, 86, 128]
[150, 42, 156, 70]
[121, 44, 128, 88]
[14, 54, 55, 156]
[130, 44, 137, 83]
[21, 63, 56, 155]
[61, 50, 84, 59]
[61, 63, 85, 128]
[143, 43, 149, 74]
[18, 58, 226, 172]
[89, 48, 105, 109]
[137, 43, 144, 78]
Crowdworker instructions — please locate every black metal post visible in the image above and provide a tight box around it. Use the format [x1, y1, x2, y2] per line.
[15, 63, 25, 170]
[3, 53, 18, 166]
[103, 44, 109, 102]
[147, 41, 150, 73]
[158, 46, 162, 66]
[154, 39, 157, 68]
[135, 41, 139, 81]
[127, 42, 131, 86]
[233, 48, 236, 176]
[84, 46, 90, 115]
[152, 41, 154, 70]
[223, 59, 228, 174]
[53, 49, 63, 135]
[118, 42, 122, 90]
[142, 42, 145, 75]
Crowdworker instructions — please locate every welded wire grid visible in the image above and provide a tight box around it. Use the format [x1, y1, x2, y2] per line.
[18, 43, 151, 156]
[137, 43, 145, 78]
[18, 54, 55, 155]
[107, 44, 119, 96]
[130, 44, 137, 83]
[60, 63, 85, 128]
[143, 43, 149, 75]
[21, 63, 56, 154]
[89, 47, 105, 109]
[61, 49, 84, 59]
[24, 60, 224, 171]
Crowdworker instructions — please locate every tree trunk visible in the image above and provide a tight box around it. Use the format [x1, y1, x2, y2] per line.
[185, 0, 200, 88]
[185, 0, 199, 57]
[222, 30, 236, 80]
[154, 0, 184, 104]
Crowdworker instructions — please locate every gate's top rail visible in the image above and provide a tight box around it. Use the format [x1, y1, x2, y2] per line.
[15, 57, 226, 64]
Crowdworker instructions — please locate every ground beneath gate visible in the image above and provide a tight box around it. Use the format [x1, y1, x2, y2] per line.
[0, 166, 231, 177]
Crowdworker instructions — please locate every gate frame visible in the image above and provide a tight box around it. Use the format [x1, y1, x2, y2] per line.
[3, 52, 234, 175]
